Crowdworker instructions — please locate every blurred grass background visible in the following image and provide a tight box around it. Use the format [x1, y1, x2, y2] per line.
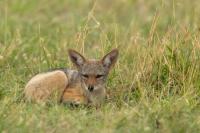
[0, 0, 200, 132]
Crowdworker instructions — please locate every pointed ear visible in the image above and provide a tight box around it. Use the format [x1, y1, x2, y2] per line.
[102, 49, 119, 69]
[68, 49, 86, 68]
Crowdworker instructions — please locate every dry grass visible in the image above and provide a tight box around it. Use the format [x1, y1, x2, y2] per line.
[0, 0, 200, 132]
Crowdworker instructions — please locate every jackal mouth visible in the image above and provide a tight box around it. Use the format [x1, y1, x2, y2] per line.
[82, 84, 96, 93]
[88, 85, 94, 92]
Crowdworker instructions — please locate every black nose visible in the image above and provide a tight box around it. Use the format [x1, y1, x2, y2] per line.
[88, 85, 94, 92]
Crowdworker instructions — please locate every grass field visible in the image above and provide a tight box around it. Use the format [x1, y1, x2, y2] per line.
[1, 0, 200, 132]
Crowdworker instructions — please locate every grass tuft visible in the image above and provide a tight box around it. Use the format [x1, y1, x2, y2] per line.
[0, 0, 200, 132]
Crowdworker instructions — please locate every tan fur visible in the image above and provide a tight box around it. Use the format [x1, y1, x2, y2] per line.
[24, 70, 68, 103]
[24, 49, 119, 106]
[61, 85, 87, 104]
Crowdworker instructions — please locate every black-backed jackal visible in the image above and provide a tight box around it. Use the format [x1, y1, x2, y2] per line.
[24, 49, 119, 106]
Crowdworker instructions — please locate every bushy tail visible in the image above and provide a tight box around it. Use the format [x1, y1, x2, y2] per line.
[24, 70, 68, 103]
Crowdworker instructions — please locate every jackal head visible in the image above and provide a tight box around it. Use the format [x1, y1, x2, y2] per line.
[68, 49, 119, 94]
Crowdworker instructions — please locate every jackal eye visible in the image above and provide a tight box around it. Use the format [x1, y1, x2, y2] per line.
[81, 74, 89, 78]
[96, 75, 104, 78]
